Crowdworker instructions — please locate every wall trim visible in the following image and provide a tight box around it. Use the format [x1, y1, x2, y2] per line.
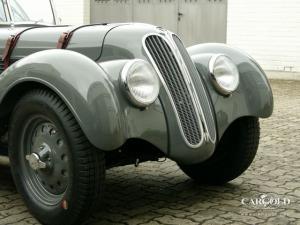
[266, 71, 300, 81]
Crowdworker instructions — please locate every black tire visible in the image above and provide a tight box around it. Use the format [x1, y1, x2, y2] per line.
[179, 117, 260, 185]
[9, 89, 105, 225]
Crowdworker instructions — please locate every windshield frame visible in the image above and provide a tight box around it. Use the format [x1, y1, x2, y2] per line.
[3, 0, 57, 25]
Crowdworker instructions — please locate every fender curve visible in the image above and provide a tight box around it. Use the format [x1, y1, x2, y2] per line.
[187, 43, 274, 140]
[0, 49, 124, 150]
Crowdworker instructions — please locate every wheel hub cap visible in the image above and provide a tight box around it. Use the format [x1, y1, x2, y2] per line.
[24, 122, 69, 195]
[26, 152, 47, 170]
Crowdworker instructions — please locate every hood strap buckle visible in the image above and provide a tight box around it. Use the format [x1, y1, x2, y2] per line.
[56, 23, 110, 49]
[1, 27, 41, 70]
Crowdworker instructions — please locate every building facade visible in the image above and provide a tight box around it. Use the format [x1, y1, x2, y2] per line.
[53, 0, 300, 77]
[53, 0, 90, 25]
[227, 0, 300, 77]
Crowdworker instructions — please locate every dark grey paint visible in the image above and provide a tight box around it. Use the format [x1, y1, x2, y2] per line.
[100, 24, 217, 164]
[187, 43, 273, 139]
[0, 50, 168, 152]
[1, 24, 119, 60]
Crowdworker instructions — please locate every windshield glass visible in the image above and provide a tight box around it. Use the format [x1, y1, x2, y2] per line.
[0, 1, 7, 22]
[9, 0, 55, 24]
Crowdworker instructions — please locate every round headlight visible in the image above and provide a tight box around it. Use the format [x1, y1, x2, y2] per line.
[209, 54, 239, 95]
[120, 59, 160, 108]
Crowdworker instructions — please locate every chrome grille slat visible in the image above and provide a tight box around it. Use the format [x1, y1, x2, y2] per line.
[145, 34, 202, 146]
[149, 37, 191, 109]
[172, 35, 217, 143]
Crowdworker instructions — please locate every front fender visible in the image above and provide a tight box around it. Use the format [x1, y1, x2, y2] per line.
[0, 49, 124, 150]
[0, 49, 168, 152]
[188, 43, 273, 139]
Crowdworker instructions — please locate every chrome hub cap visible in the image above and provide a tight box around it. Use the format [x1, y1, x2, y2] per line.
[26, 152, 47, 170]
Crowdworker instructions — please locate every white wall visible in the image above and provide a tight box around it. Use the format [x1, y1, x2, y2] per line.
[52, 0, 90, 25]
[227, 0, 300, 72]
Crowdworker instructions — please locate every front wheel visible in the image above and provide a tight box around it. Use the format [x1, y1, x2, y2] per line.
[9, 89, 105, 225]
[179, 117, 260, 184]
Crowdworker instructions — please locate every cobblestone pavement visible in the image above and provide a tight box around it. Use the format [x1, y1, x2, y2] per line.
[0, 80, 299, 225]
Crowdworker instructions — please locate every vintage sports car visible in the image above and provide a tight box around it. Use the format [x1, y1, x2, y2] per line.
[0, 0, 273, 224]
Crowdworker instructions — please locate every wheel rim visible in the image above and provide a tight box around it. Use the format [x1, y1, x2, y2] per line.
[20, 116, 70, 205]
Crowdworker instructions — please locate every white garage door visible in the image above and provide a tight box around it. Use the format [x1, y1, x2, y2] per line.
[90, 0, 227, 46]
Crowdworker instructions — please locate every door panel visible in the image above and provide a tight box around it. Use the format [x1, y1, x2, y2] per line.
[178, 0, 227, 46]
[91, 0, 133, 23]
[133, 0, 178, 33]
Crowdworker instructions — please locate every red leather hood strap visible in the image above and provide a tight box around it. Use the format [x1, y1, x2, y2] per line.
[56, 23, 108, 49]
[2, 27, 42, 70]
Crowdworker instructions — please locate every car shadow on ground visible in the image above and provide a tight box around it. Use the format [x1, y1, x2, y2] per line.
[0, 163, 13, 182]
[1, 159, 294, 225]
[84, 163, 245, 225]
[0, 160, 244, 225]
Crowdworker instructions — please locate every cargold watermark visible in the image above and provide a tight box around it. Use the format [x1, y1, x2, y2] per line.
[241, 194, 291, 209]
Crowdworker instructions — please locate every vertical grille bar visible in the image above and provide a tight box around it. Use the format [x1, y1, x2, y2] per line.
[172, 35, 217, 143]
[144, 35, 203, 146]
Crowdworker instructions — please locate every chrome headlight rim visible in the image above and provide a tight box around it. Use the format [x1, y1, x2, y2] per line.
[120, 59, 160, 108]
[209, 54, 240, 96]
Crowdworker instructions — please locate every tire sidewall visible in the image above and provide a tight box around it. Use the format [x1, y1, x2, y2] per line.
[179, 117, 260, 184]
[9, 92, 78, 225]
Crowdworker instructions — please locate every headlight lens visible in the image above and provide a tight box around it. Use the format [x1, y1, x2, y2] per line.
[209, 54, 239, 95]
[120, 59, 160, 108]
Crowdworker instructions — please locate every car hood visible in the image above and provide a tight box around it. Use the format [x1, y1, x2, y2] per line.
[8, 24, 124, 61]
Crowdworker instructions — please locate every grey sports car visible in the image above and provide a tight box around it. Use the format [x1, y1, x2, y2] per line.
[0, 0, 273, 224]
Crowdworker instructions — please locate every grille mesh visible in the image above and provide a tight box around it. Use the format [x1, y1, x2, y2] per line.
[145, 35, 202, 146]
[172, 35, 217, 142]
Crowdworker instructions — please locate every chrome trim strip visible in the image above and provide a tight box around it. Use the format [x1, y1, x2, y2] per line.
[169, 32, 216, 144]
[142, 32, 206, 148]
[171, 33, 217, 144]
[49, 0, 58, 25]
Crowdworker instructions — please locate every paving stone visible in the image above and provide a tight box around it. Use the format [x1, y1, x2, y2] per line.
[220, 212, 265, 224]
[139, 221, 161, 225]
[284, 210, 300, 219]
[0, 80, 299, 225]
[265, 216, 297, 225]
[155, 215, 199, 225]
[202, 217, 232, 225]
